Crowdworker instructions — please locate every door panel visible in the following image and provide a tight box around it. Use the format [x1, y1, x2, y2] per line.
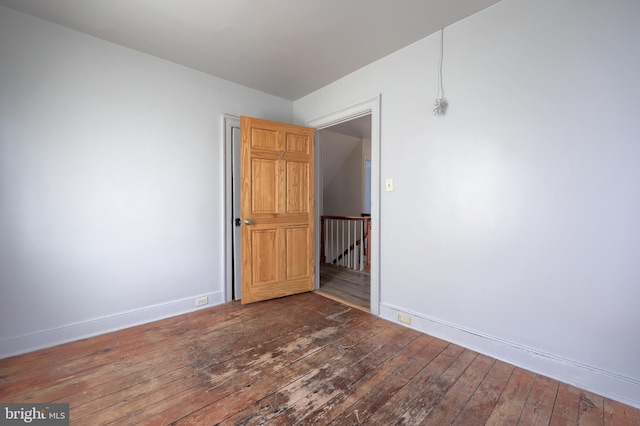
[250, 127, 280, 150]
[286, 162, 309, 212]
[251, 159, 279, 213]
[241, 116, 314, 304]
[286, 226, 311, 279]
[251, 228, 279, 285]
[286, 133, 310, 154]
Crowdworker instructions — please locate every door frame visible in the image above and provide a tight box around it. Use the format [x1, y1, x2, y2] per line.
[306, 95, 381, 315]
[223, 114, 240, 301]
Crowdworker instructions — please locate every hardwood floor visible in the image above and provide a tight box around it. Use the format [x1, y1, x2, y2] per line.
[318, 263, 370, 311]
[1, 293, 638, 425]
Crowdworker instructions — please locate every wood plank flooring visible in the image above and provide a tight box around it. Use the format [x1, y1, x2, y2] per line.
[318, 263, 370, 311]
[1, 292, 639, 425]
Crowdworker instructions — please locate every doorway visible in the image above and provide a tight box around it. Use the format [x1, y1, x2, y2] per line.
[307, 96, 381, 315]
[223, 95, 381, 314]
[315, 115, 372, 311]
[224, 115, 241, 300]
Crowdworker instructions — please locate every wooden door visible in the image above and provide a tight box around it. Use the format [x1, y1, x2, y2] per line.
[240, 116, 315, 304]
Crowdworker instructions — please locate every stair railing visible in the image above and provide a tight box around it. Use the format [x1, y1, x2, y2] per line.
[320, 215, 371, 272]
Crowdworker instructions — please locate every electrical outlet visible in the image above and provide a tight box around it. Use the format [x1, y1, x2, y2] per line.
[398, 312, 411, 325]
[195, 296, 208, 307]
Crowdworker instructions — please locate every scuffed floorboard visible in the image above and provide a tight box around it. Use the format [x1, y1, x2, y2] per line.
[1, 293, 638, 425]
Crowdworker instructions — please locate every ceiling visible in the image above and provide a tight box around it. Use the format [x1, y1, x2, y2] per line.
[0, 0, 502, 100]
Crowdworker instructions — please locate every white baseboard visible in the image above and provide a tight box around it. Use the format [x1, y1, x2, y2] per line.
[0, 291, 224, 359]
[379, 303, 640, 409]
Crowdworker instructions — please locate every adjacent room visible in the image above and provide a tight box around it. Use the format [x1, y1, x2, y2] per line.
[1, 0, 639, 423]
[317, 115, 372, 312]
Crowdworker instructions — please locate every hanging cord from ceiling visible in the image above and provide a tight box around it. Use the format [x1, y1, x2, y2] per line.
[434, 28, 448, 117]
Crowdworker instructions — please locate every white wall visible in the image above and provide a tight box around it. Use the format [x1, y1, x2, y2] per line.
[0, 6, 292, 357]
[322, 132, 364, 216]
[295, 0, 640, 408]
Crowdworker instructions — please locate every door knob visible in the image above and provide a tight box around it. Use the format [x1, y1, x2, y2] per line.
[244, 219, 254, 225]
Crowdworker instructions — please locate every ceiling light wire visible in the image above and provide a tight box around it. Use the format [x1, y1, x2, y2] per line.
[434, 28, 448, 117]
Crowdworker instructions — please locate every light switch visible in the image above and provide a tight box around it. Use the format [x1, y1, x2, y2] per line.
[385, 178, 393, 192]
